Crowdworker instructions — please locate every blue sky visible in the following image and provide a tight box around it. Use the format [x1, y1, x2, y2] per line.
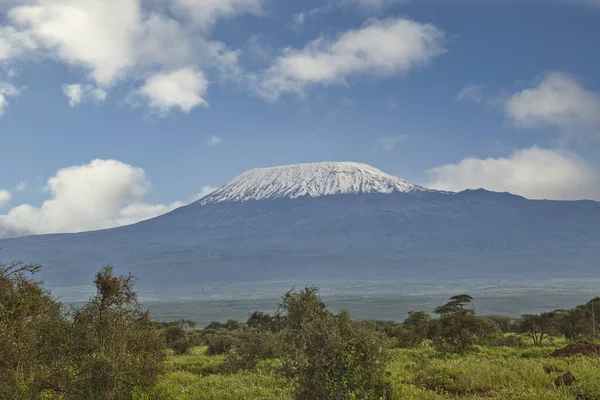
[1, 0, 600, 237]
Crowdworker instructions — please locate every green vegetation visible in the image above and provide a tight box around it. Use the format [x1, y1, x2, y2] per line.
[3, 261, 600, 399]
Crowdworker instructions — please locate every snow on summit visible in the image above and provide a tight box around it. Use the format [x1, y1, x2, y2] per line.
[199, 162, 428, 204]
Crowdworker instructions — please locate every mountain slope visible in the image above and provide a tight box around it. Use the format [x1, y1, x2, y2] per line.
[0, 163, 599, 300]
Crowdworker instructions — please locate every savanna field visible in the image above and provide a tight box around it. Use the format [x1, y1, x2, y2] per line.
[148, 342, 600, 400]
[3, 262, 600, 400]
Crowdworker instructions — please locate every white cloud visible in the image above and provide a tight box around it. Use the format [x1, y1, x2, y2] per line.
[0, 190, 12, 208]
[0, 159, 208, 238]
[425, 146, 600, 201]
[62, 84, 107, 107]
[208, 135, 222, 146]
[171, 0, 263, 31]
[375, 134, 407, 151]
[343, 0, 409, 10]
[456, 83, 488, 103]
[291, 12, 306, 32]
[15, 181, 27, 191]
[8, 0, 141, 86]
[137, 67, 209, 113]
[257, 18, 446, 101]
[193, 186, 217, 201]
[0, 0, 256, 110]
[0, 82, 20, 116]
[117, 201, 184, 227]
[504, 72, 600, 132]
[0, 25, 37, 60]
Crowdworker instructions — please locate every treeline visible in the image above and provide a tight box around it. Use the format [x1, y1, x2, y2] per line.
[2, 261, 599, 400]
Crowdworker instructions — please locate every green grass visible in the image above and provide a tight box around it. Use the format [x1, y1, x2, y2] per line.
[144, 341, 600, 400]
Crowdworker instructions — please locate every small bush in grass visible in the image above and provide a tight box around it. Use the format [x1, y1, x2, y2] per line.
[205, 330, 236, 355]
[224, 329, 284, 372]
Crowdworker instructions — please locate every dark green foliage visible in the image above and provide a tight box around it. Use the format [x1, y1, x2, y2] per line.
[552, 307, 593, 342]
[0, 262, 166, 400]
[0, 262, 70, 399]
[162, 320, 196, 354]
[517, 312, 560, 346]
[247, 311, 284, 332]
[485, 315, 517, 333]
[224, 329, 284, 372]
[203, 319, 242, 334]
[205, 330, 236, 355]
[430, 296, 500, 353]
[434, 294, 474, 315]
[68, 266, 167, 399]
[279, 287, 389, 400]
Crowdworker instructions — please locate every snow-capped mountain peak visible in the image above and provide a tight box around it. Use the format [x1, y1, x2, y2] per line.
[198, 161, 429, 205]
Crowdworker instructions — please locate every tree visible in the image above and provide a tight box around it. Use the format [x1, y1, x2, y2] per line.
[69, 266, 166, 399]
[163, 320, 196, 355]
[279, 287, 389, 400]
[434, 294, 474, 315]
[402, 311, 432, 346]
[553, 307, 592, 342]
[517, 312, 559, 346]
[247, 311, 284, 332]
[0, 262, 70, 399]
[485, 315, 516, 333]
[431, 295, 499, 353]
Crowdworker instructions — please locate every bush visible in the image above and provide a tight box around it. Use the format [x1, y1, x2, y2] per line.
[0, 262, 70, 399]
[0, 263, 166, 400]
[279, 287, 390, 400]
[224, 329, 284, 372]
[431, 309, 501, 353]
[68, 266, 167, 399]
[205, 330, 236, 356]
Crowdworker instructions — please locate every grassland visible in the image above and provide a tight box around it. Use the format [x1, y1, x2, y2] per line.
[142, 338, 600, 400]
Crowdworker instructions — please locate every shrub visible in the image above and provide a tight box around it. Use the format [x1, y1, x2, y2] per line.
[431, 309, 500, 353]
[279, 287, 390, 400]
[224, 329, 284, 372]
[68, 266, 166, 399]
[205, 330, 236, 356]
[0, 262, 70, 399]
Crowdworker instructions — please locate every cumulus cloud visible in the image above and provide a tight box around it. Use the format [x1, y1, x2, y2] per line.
[0, 159, 207, 238]
[137, 67, 209, 113]
[171, 0, 264, 31]
[8, 0, 141, 86]
[504, 72, 600, 133]
[256, 18, 446, 101]
[62, 84, 107, 107]
[208, 135, 222, 146]
[0, 190, 11, 208]
[375, 134, 407, 151]
[0, 25, 37, 60]
[425, 146, 600, 201]
[15, 181, 26, 191]
[0, 82, 20, 116]
[342, 0, 409, 10]
[0, 0, 257, 112]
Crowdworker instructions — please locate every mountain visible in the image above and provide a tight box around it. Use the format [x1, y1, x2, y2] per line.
[199, 162, 430, 204]
[1, 161, 599, 300]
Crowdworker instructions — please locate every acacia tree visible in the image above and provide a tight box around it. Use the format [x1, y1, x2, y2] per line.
[518, 312, 559, 346]
[431, 295, 499, 352]
[434, 294, 474, 315]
